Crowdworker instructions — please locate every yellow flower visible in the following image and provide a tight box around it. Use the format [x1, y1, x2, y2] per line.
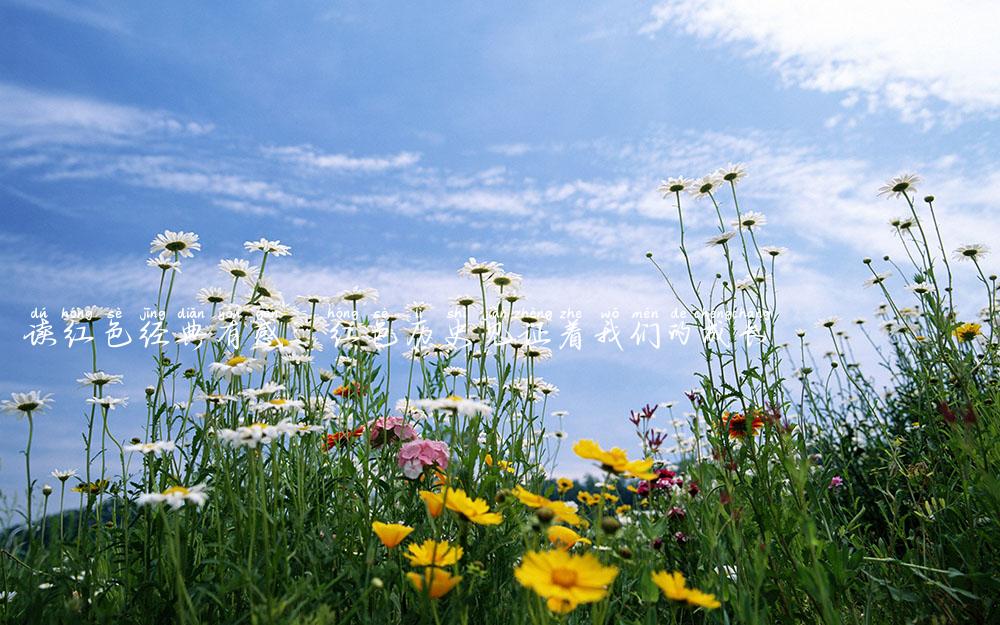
[651, 570, 720, 609]
[615, 504, 632, 515]
[514, 550, 618, 613]
[572, 439, 657, 479]
[225, 355, 247, 367]
[685, 588, 723, 609]
[557, 478, 573, 493]
[576, 491, 601, 506]
[443, 488, 503, 525]
[405, 540, 463, 567]
[406, 567, 462, 599]
[602, 493, 619, 503]
[954, 322, 982, 343]
[547, 525, 590, 550]
[512, 486, 582, 526]
[372, 522, 414, 549]
[513, 485, 549, 508]
[419, 490, 444, 518]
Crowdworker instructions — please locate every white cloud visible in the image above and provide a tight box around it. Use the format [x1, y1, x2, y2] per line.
[263, 144, 421, 172]
[0, 82, 212, 145]
[641, 0, 1000, 126]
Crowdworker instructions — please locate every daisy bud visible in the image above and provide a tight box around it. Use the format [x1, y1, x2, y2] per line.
[183, 368, 196, 379]
[645, 252, 653, 258]
[42, 485, 53, 496]
[371, 577, 384, 589]
[882, 255, 890, 261]
[535, 507, 555, 524]
[131, 437, 141, 444]
[600, 516, 621, 535]
[145, 386, 155, 397]
[923, 195, 934, 203]
[863, 257, 872, 264]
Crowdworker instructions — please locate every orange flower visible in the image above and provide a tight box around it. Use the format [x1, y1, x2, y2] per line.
[324, 426, 364, 450]
[512, 486, 582, 526]
[723, 411, 763, 438]
[406, 567, 462, 598]
[371, 521, 414, 548]
[419, 490, 445, 518]
[333, 382, 364, 398]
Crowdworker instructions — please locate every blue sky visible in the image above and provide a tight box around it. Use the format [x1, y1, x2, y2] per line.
[1, 1, 999, 504]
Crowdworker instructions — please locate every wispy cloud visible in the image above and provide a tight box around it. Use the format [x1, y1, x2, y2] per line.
[2, 0, 130, 34]
[0, 82, 212, 146]
[263, 144, 421, 173]
[641, 0, 1000, 127]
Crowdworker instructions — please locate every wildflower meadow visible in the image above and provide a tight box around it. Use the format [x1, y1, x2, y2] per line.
[1, 167, 998, 625]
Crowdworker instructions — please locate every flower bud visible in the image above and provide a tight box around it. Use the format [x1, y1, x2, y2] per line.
[600, 516, 621, 535]
[42, 484, 53, 496]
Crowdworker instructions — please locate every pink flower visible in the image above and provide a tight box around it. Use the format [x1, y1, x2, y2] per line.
[828, 476, 844, 490]
[397, 439, 449, 479]
[368, 416, 417, 446]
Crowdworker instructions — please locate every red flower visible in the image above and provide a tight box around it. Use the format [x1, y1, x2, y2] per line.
[333, 382, 364, 398]
[324, 425, 364, 450]
[723, 411, 763, 438]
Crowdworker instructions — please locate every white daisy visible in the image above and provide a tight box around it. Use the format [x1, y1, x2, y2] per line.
[406, 301, 433, 314]
[76, 371, 124, 387]
[219, 258, 256, 279]
[150, 230, 201, 258]
[336, 287, 379, 305]
[137, 484, 208, 510]
[864, 272, 892, 288]
[490, 271, 522, 291]
[706, 231, 737, 246]
[877, 173, 921, 199]
[196, 287, 227, 305]
[1, 391, 54, 416]
[731, 211, 767, 229]
[954, 244, 989, 262]
[241, 383, 286, 398]
[209, 355, 264, 378]
[124, 440, 176, 456]
[459, 257, 502, 278]
[147, 252, 181, 273]
[760, 246, 786, 257]
[657, 177, 694, 197]
[86, 396, 128, 410]
[451, 295, 479, 307]
[717, 163, 747, 184]
[51, 469, 77, 482]
[690, 174, 722, 198]
[62, 306, 112, 324]
[295, 294, 333, 306]
[243, 238, 291, 256]
[908, 283, 932, 295]
[816, 316, 839, 329]
[411, 396, 493, 417]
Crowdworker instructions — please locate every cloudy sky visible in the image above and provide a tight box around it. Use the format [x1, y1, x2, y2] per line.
[1, 1, 998, 501]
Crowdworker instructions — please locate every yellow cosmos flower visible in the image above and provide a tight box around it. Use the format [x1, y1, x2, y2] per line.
[615, 504, 631, 515]
[371, 522, 414, 549]
[419, 490, 445, 518]
[443, 488, 503, 525]
[547, 525, 590, 550]
[577, 491, 601, 506]
[514, 550, 618, 613]
[572, 439, 657, 479]
[405, 540, 463, 567]
[557, 478, 573, 493]
[954, 322, 982, 343]
[512, 486, 582, 526]
[406, 567, 462, 599]
[651, 570, 721, 609]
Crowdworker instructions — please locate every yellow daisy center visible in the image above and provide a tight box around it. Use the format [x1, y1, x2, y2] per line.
[226, 356, 248, 366]
[162, 486, 190, 496]
[551, 568, 578, 588]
